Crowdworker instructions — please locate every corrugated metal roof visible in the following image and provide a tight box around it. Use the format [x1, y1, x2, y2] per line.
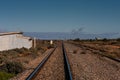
[0, 32, 23, 36]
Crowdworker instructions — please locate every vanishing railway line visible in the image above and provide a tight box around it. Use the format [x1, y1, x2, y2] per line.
[26, 43, 72, 80]
[72, 43, 120, 63]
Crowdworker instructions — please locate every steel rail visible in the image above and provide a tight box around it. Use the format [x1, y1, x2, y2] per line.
[62, 43, 72, 80]
[99, 53, 120, 62]
[73, 43, 120, 62]
[26, 47, 57, 80]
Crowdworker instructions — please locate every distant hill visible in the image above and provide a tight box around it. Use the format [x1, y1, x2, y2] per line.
[24, 32, 120, 40]
[0, 29, 8, 33]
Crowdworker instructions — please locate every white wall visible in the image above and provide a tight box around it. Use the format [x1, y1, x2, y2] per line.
[0, 34, 32, 51]
[0, 35, 9, 51]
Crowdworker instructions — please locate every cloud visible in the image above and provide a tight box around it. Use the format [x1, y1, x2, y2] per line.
[71, 27, 85, 34]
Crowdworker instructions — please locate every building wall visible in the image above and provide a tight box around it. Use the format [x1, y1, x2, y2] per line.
[0, 35, 9, 51]
[0, 34, 32, 51]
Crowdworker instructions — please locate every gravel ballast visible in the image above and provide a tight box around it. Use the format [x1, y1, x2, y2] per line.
[65, 43, 120, 80]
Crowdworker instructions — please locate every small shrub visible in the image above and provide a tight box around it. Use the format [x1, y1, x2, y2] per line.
[99, 49, 105, 52]
[110, 42, 117, 45]
[93, 51, 99, 54]
[117, 38, 120, 42]
[0, 71, 15, 80]
[29, 47, 37, 53]
[0, 57, 3, 64]
[81, 51, 86, 54]
[47, 45, 54, 49]
[73, 38, 80, 42]
[102, 38, 109, 42]
[5, 61, 24, 74]
[73, 50, 78, 54]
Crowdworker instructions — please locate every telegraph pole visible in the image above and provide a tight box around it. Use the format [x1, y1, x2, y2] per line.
[33, 37, 36, 48]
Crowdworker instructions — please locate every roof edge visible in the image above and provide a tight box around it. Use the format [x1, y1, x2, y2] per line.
[0, 32, 23, 36]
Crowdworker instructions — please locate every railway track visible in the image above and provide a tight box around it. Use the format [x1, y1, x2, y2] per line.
[62, 43, 72, 80]
[72, 43, 120, 63]
[26, 47, 57, 80]
[26, 43, 73, 80]
[11, 42, 120, 80]
[64, 43, 120, 80]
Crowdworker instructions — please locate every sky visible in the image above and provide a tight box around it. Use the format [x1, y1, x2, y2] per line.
[0, 0, 120, 33]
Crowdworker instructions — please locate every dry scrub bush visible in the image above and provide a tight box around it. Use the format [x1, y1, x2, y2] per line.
[73, 50, 78, 54]
[1, 61, 24, 74]
[81, 51, 86, 54]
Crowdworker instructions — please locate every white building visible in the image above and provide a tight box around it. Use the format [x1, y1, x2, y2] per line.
[0, 32, 33, 51]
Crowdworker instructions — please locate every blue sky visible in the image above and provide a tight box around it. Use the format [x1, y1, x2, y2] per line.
[0, 0, 120, 33]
